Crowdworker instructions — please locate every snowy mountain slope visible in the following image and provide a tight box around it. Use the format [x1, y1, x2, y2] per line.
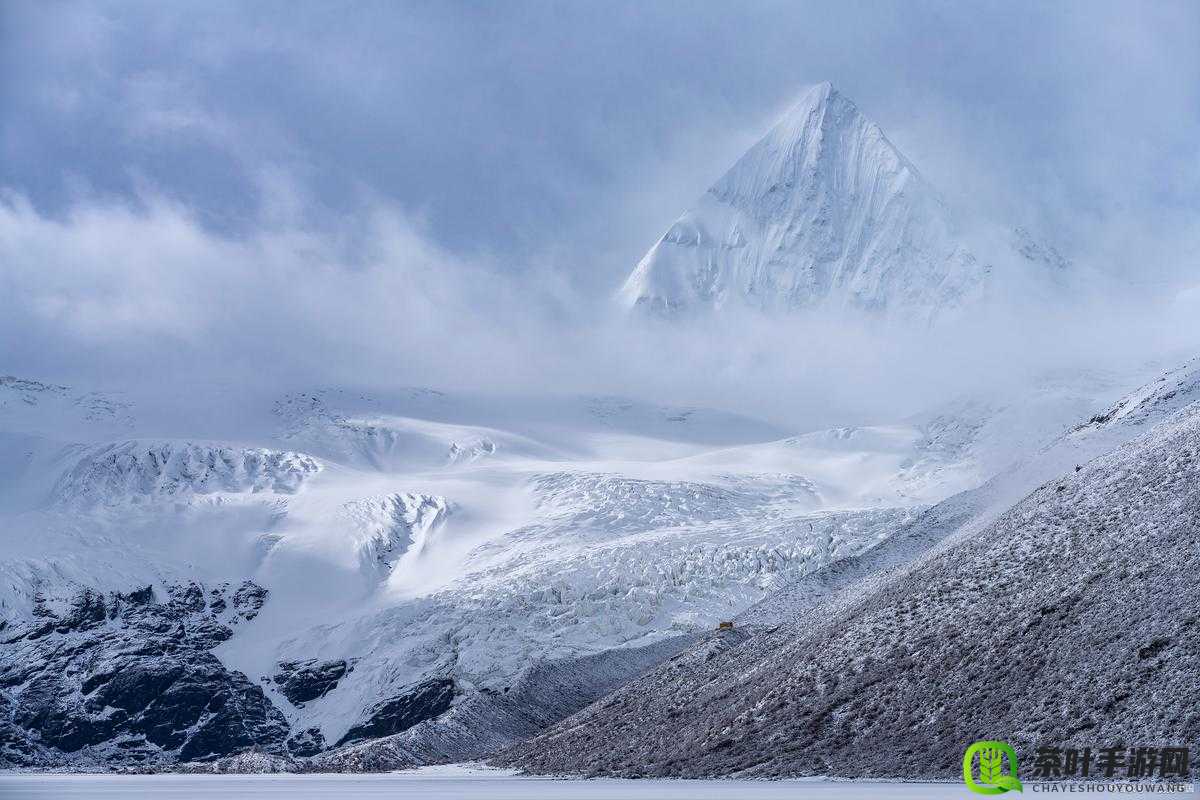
[240, 478, 918, 755]
[52, 441, 321, 506]
[0, 378, 871, 767]
[0, 376, 134, 440]
[674, 369, 1131, 510]
[248, 373, 1129, 755]
[340, 493, 451, 581]
[273, 392, 558, 472]
[739, 360, 1191, 629]
[499, 361, 1200, 780]
[620, 83, 983, 317]
[1073, 355, 1200, 431]
[620, 83, 1069, 317]
[272, 387, 789, 461]
[0, 367, 1140, 769]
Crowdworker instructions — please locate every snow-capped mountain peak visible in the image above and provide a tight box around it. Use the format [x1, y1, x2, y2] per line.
[619, 82, 986, 318]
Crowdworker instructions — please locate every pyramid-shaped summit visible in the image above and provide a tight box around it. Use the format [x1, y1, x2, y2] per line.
[620, 82, 986, 317]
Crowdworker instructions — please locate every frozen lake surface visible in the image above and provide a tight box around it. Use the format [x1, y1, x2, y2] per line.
[0, 766, 966, 799]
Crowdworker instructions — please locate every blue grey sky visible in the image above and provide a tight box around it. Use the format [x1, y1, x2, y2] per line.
[5, 2, 1198, 278]
[1, 1, 1198, 415]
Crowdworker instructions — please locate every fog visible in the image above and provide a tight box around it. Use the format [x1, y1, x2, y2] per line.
[2, 187, 1196, 432]
[2, 1, 1199, 430]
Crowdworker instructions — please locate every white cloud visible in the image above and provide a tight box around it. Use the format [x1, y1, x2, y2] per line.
[4, 182, 1198, 434]
[0, 189, 574, 391]
[3, 2, 1199, 430]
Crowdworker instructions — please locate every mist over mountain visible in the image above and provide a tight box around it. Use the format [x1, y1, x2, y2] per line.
[2, 4, 1199, 414]
[2, 1, 1200, 786]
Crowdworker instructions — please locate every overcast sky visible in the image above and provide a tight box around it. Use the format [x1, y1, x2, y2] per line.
[2, 1, 1199, 417]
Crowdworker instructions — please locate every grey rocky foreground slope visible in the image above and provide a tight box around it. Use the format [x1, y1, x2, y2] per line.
[497, 400, 1200, 778]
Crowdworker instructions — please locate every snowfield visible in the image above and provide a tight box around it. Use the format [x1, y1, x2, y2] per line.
[0, 362, 1137, 769]
[0, 770, 973, 800]
[52, 441, 322, 506]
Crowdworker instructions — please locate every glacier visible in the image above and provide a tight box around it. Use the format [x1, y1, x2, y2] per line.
[0, 363, 1141, 769]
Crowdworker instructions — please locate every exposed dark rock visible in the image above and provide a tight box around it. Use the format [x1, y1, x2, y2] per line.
[286, 727, 326, 757]
[0, 692, 49, 767]
[273, 659, 351, 706]
[122, 586, 156, 606]
[56, 588, 109, 634]
[231, 581, 268, 621]
[336, 678, 456, 746]
[1138, 637, 1171, 660]
[187, 617, 235, 650]
[207, 588, 227, 615]
[0, 580, 287, 769]
[169, 583, 206, 613]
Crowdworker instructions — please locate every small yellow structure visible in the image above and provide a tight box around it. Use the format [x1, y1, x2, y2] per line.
[717, 621, 734, 630]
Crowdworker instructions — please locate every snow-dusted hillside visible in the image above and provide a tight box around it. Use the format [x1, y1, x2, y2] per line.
[620, 83, 1066, 318]
[0, 367, 1139, 769]
[499, 356, 1200, 779]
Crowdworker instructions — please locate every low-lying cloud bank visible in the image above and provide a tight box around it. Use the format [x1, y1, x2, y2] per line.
[3, 187, 1198, 431]
[4, 3, 1199, 432]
